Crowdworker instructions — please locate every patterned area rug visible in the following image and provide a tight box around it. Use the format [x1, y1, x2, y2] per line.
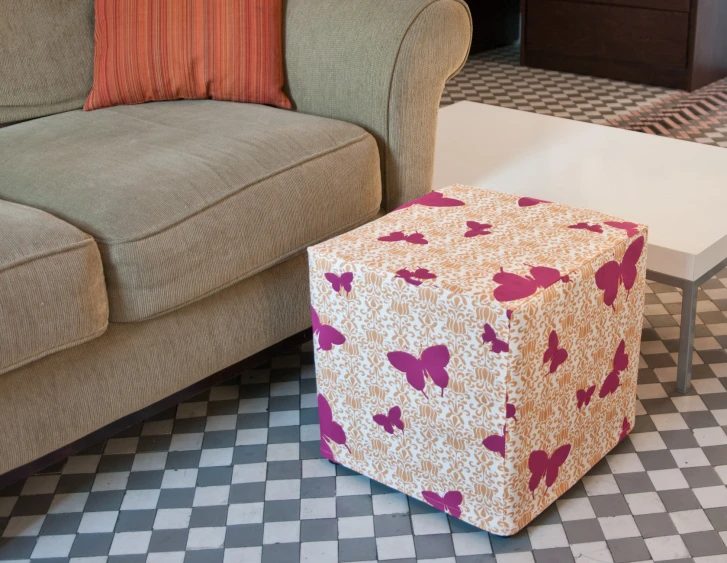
[440, 46, 677, 125]
[442, 45, 727, 148]
[608, 78, 727, 148]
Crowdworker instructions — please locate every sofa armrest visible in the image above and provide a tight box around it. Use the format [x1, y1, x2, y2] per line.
[284, 0, 472, 212]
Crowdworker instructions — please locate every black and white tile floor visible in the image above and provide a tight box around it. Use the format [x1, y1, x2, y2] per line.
[5, 282, 727, 563]
[4, 49, 727, 563]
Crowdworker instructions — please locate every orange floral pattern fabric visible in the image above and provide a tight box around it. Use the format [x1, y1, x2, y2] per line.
[308, 185, 647, 536]
[85, 0, 291, 111]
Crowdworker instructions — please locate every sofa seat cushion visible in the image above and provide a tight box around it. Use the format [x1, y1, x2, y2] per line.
[0, 201, 108, 375]
[0, 101, 382, 322]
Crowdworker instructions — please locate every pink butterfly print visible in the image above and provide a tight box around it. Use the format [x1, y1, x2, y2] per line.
[318, 393, 350, 462]
[528, 444, 572, 497]
[482, 323, 509, 354]
[506, 309, 514, 329]
[396, 191, 465, 211]
[387, 345, 450, 398]
[619, 417, 631, 442]
[569, 222, 603, 234]
[595, 236, 645, 309]
[599, 339, 628, 398]
[543, 330, 568, 374]
[311, 307, 346, 352]
[518, 197, 551, 207]
[421, 490, 463, 519]
[577, 385, 596, 410]
[605, 221, 640, 237]
[483, 426, 506, 458]
[464, 221, 493, 238]
[395, 268, 437, 287]
[378, 231, 428, 245]
[493, 266, 569, 303]
[506, 398, 517, 421]
[372, 406, 405, 435]
[324, 272, 353, 294]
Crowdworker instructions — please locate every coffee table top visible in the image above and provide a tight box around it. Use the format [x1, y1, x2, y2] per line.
[433, 101, 727, 282]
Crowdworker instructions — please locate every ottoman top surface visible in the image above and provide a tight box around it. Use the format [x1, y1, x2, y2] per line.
[310, 185, 647, 312]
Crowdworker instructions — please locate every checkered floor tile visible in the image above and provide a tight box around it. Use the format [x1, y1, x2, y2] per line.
[4, 50, 727, 562]
[5, 272, 727, 562]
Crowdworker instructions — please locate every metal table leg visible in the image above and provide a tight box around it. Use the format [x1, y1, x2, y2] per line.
[647, 269, 696, 395]
[677, 281, 698, 394]
[647, 257, 727, 394]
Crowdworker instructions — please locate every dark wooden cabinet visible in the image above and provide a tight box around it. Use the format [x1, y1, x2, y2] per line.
[570, 0, 690, 10]
[465, 0, 521, 53]
[521, 0, 727, 91]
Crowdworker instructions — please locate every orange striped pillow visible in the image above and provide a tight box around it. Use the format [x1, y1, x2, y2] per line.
[84, 0, 291, 111]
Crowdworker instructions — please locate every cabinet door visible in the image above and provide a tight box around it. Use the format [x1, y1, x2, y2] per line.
[525, 0, 690, 68]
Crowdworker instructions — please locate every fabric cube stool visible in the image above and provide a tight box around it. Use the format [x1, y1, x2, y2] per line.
[307, 184, 647, 535]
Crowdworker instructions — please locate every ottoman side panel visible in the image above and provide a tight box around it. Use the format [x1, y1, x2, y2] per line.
[504, 230, 648, 533]
[307, 249, 512, 532]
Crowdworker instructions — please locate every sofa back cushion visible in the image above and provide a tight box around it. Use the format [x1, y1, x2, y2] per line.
[0, 0, 95, 124]
[84, 0, 291, 111]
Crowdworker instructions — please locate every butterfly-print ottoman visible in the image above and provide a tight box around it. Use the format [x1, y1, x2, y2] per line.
[307, 184, 647, 536]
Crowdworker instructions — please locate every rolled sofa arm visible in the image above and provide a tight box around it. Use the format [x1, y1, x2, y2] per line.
[284, 0, 472, 212]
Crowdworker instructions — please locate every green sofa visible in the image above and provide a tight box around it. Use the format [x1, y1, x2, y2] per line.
[0, 0, 471, 479]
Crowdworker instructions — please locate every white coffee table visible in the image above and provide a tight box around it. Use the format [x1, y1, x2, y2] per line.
[433, 101, 727, 393]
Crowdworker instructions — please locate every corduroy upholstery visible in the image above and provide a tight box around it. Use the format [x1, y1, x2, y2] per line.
[0, 201, 108, 376]
[0, 0, 472, 213]
[0, 0, 472, 480]
[0, 254, 309, 475]
[284, 0, 472, 211]
[0, 101, 381, 322]
[0, 0, 94, 124]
